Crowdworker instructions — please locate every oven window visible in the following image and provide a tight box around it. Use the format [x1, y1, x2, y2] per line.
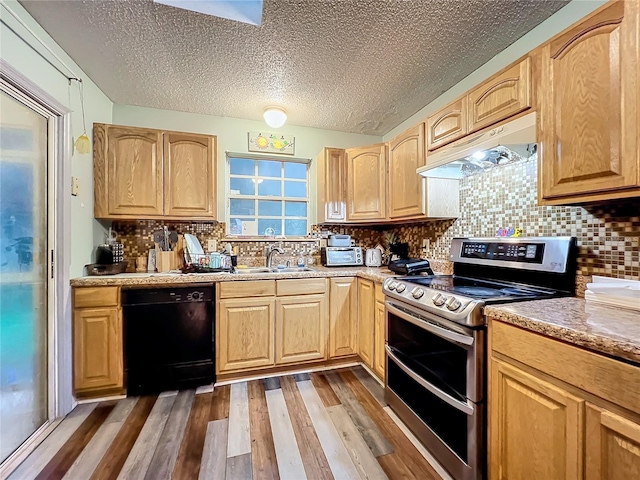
[388, 359, 469, 462]
[387, 310, 468, 401]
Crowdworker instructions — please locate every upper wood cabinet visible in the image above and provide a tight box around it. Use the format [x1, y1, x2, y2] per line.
[328, 277, 358, 358]
[468, 58, 532, 133]
[346, 144, 388, 222]
[427, 97, 468, 151]
[539, 0, 640, 204]
[276, 294, 328, 365]
[94, 123, 217, 220]
[388, 124, 426, 219]
[164, 132, 216, 217]
[317, 148, 347, 223]
[357, 278, 375, 368]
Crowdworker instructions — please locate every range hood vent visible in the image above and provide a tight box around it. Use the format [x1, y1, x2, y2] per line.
[417, 112, 536, 179]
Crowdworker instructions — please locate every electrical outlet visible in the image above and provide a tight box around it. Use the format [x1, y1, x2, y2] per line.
[207, 239, 217, 252]
[71, 176, 80, 196]
[421, 239, 430, 256]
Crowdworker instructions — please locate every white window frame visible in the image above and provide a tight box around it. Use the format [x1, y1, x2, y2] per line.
[226, 152, 310, 238]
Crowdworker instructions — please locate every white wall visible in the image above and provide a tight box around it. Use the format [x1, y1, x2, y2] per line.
[0, 0, 113, 277]
[112, 104, 381, 224]
[383, 0, 608, 141]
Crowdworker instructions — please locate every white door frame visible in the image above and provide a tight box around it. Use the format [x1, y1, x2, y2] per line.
[0, 59, 73, 476]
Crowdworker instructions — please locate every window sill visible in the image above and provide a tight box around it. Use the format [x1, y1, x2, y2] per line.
[222, 236, 318, 242]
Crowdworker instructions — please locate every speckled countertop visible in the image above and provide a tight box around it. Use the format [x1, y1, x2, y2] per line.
[486, 298, 640, 364]
[70, 266, 399, 287]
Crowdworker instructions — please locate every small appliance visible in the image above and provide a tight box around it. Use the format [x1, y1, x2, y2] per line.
[327, 234, 352, 247]
[365, 248, 382, 267]
[321, 247, 363, 266]
[388, 258, 434, 275]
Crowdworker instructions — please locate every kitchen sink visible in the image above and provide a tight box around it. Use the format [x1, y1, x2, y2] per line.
[234, 267, 316, 274]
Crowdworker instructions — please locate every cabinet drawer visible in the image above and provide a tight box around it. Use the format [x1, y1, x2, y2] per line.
[74, 287, 119, 308]
[277, 278, 327, 296]
[218, 280, 276, 299]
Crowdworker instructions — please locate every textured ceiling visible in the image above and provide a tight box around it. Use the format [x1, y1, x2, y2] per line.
[20, 0, 568, 135]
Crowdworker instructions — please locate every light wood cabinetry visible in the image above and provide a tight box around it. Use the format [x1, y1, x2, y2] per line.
[94, 123, 217, 220]
[373, 284, 386, 380]
[163, 131, 216, 217]
[328, 277, 358, 358]
[468, 58, 531, 133]
[276, 294, 328, 364]
[317, 148, 347, 223]
[217, 297, 275, 372]
[73, 287, 123, 396]
[427, 98, 468, 151]
[346, 144, 387, 222]
[539, 0, 640, 204]
[489, 319, 640, 480]
[388, 124, 426, 220]
[357, 278, 375, 368]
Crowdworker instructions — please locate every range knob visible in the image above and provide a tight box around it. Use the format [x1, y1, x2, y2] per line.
[432, 293, 447, 306]
[395, 284, 406, 293]
[388, 281, 398, 290]
[445, 297, 462, 311]
[411, 287, 424, 299]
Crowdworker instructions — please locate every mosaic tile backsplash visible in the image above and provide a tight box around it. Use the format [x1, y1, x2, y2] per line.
[111, 154, 639, 282]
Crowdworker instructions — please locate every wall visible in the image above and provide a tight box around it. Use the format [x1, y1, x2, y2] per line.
[112, 104, 381, 225]
[383, 0, 607, 141]
[0, 0, 113, 277]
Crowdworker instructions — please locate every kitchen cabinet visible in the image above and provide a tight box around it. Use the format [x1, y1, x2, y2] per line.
[218, 297, 275, 372]
[73, 287, 123, 396]
[388, 124, 426, 220]
[426, 98, 468, 151]
[317, 147, 347, 223]
[467, 58, 531, 133]
[373, 283, 386, 380]
[276, 294, 328, 364]
[489, 319, 640, 480]
[357, 278, 375, 368]
[346, 144, 387, 222]
[539, 0, 640, 204]
[328, 277, 358, 358]
[94, 123, 217, 220]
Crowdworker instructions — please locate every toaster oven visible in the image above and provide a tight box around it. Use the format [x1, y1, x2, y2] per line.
[321, 247, 363, 266]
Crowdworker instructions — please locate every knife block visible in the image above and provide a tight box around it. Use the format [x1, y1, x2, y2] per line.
[154, 235, 185, 272]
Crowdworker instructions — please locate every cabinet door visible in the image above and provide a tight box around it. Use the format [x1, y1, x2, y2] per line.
[328, 277, 357, 358]
[540, 1, 640, 200]
[357, 278, 375, 368]
[346, 144, 387, 221]
[218, 297, 275, 372]
[373, 296, 385, 380]
[317, 148, 347, 223]
[105, 125, 164, 217]
[276, 294, 328, 364]
[468, 58, 531, 133]
[388, 124, 426, 219]
[489, 359, 584, 480]
[73, 308, 123, 392]
[586, 403, 640, 480]
[426, 97, 468, 151]
[164, 132, 216, 218]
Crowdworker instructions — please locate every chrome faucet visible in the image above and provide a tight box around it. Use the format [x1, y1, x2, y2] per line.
[266, 245, 285, 269]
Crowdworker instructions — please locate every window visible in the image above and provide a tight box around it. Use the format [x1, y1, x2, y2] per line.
[227, 155, 309, 236]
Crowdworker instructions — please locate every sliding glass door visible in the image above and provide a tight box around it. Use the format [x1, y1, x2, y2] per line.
[0, 90, 49, 463]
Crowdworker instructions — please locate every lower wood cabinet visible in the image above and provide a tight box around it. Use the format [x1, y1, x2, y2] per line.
[357, 278, 375, 368]
[328, 277, 358, 358]
[373, 284, 386, 379]
[276, 294, 328, 364]
[217, 297, 275, 372]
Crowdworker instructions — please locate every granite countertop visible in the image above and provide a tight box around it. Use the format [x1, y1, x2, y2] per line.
[70, 266, 399, 287]
[486, 297, 640, 365]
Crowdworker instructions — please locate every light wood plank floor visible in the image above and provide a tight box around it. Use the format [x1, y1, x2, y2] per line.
[8, 367, 443, 480]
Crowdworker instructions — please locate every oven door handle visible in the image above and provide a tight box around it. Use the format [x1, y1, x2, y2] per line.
[386, 345, 475, 415]
[386, 302, 474, 346]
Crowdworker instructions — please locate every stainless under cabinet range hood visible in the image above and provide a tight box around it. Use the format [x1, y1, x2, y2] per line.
[417, 112, 536, 179]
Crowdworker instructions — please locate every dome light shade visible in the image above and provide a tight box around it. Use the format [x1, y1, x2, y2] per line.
[263, 106, 287, 128]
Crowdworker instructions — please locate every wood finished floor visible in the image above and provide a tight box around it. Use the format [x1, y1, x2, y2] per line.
[8, 367, 442, 480]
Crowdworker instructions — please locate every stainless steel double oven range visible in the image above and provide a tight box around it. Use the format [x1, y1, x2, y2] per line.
[383, 237, 577, 480]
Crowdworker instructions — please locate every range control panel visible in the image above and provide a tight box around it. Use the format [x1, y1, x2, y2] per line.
[460, 241, 545, 264]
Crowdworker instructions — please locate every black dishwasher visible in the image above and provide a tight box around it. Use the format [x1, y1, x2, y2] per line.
[122, 285, 214, 395]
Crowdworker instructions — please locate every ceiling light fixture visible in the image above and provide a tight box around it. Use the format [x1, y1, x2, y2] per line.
[263, 106, 287, 128]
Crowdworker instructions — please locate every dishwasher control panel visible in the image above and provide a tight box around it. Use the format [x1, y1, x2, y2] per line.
[122, 285, 214, 305]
